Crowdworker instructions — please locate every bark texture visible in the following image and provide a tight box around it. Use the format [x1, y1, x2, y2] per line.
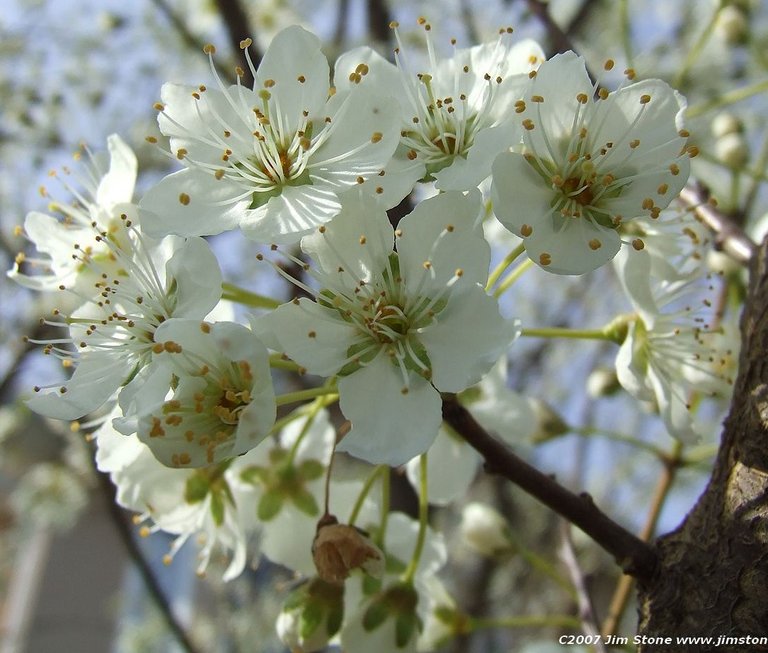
[636, 239, 768, 651]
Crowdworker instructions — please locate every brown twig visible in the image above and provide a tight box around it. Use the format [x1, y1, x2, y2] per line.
[442, 397, 658, 579]
[95, 468, 203, 653]
[213, 0, 262, 87]
[678, 182, 757, 265]
[559, 522, 607, 653]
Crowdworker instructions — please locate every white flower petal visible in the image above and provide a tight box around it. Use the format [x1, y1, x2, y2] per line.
[96, 134, 138, 208]
[139, 168, 248, 238]
[421, 284, 515, 392]
[337, 354, 441, 466]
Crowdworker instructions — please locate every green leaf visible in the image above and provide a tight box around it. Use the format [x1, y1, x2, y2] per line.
[184, 473, 210, 504]
[257, 490, 284, 521]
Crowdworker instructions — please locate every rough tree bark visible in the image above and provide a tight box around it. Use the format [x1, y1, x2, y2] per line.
[635, 239, 768, 651]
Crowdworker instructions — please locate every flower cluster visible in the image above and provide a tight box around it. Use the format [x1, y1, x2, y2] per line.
[9, 18, 738, 653]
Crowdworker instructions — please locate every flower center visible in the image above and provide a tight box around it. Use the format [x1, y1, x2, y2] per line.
[561, 176, 594, 207]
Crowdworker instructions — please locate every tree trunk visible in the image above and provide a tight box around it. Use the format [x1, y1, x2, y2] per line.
[636, 238, 768, 651]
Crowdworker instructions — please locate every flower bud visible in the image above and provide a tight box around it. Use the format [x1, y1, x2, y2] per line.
[312, 515, 385, 584]
[276, 577, 344, 653]
[711, 112, 743, 139]
[715, 132, 749, 168]
[715, 5, 749, 44]
[527, 398, 570, 443]
[460, 502, 513, 557]
[586, 367, 621, 398]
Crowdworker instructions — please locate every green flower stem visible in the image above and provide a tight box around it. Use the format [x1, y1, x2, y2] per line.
[511, 538, 578, 598]
[520, 326, 617, 342]
[673, 3, 722, 89]
[269, 394, 338, 436]
[470, 614, 582, 631]
[619, 0, 633, 66]
[687, 78, 768, 119]
[221, 282, 282, 309]
[402, 454, 429, 585]
[348, 465, 386, 527]
[379, 468, 390, 542]
[288, 394, 328, 463]
[275, 386, 338, 407]
[268, 353, 301, 371]
[682, 443, 718, 466]
[486, 243, 526, 291]
[493, 259, 533, 297]
[573, 427, 668, 460]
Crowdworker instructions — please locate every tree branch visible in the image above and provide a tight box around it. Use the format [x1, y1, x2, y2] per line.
[95, 468, 203, 653]
[678, 182, 756, 265]
[213, 0, 262, 87]
[442, 397, 658, 579]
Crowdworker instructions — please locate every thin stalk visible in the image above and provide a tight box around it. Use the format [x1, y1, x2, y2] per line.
[673, 4, 722, 89]
[275, 386, 338, 407]
[494, 259, 534, 297]
[348, 465, 386, 526]
[402, 454, 429, 584]
[221, 282, 281, 309]
[486, 243, 525, 291]
[520, 326, 616, 342]
[686, 78, 768, 119]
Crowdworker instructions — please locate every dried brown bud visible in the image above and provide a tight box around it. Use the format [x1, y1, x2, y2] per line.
[312, 515, 384, 585]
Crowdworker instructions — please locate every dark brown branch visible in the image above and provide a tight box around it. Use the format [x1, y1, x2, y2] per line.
[442, 397, 658, 579]
[213, 0, 262, 87]
[95, 468, 203, 653]
[367, 0, 394, 47]
[525, 0, 577, 54]
[679, 182, 757, 265]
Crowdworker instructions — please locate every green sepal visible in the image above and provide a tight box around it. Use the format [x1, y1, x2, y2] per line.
[395, 612, 418, 648]
[362, 598, 389, 632]
[326, 603, 344, 638]
[210, 489, 225, 526]
[299, 458, 325, 481]
[184, 473, 210, 504]
[240, 465, 269, 486]
[257, 489, 284, 521]
[292, 487, 320, 517]
[362, 572, 383, 596]
[299, 601, 324, 640]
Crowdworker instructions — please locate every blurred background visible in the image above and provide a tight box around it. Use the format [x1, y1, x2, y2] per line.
[1, 0, 767, 651]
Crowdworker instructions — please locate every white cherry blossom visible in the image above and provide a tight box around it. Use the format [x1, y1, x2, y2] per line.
[334, 20, 543, 202]
[26, 231, 222, 422]
[613, 246, 735, 441]
[139, 26, 402, 244]
[122, 318, 276, 467]
[258, 188, 517, 466]
[9, 134, 138, 291]
[492, 52, 692, 275]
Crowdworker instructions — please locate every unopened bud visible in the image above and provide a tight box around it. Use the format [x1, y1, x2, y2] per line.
[715, 132, 749, 168]
[711, 112, 743, 138]
[586, 367, 621, 398]
[715, 5, 749, 44]
[460, 502, 513, 557]
[527, 398, 570, 443]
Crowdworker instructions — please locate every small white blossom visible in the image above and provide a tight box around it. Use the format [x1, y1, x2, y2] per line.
[492, 52, 691, 275]
[258, 189, 517, 466]
[613, 246, 736, 441]
[334, 20, 543, 201]
[121, 318, 276, 467]
[95, 412, 257, 580]
[9, 134, 138, 291]
[139, 26, 401, 244]
[26, 231, 222, 422]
